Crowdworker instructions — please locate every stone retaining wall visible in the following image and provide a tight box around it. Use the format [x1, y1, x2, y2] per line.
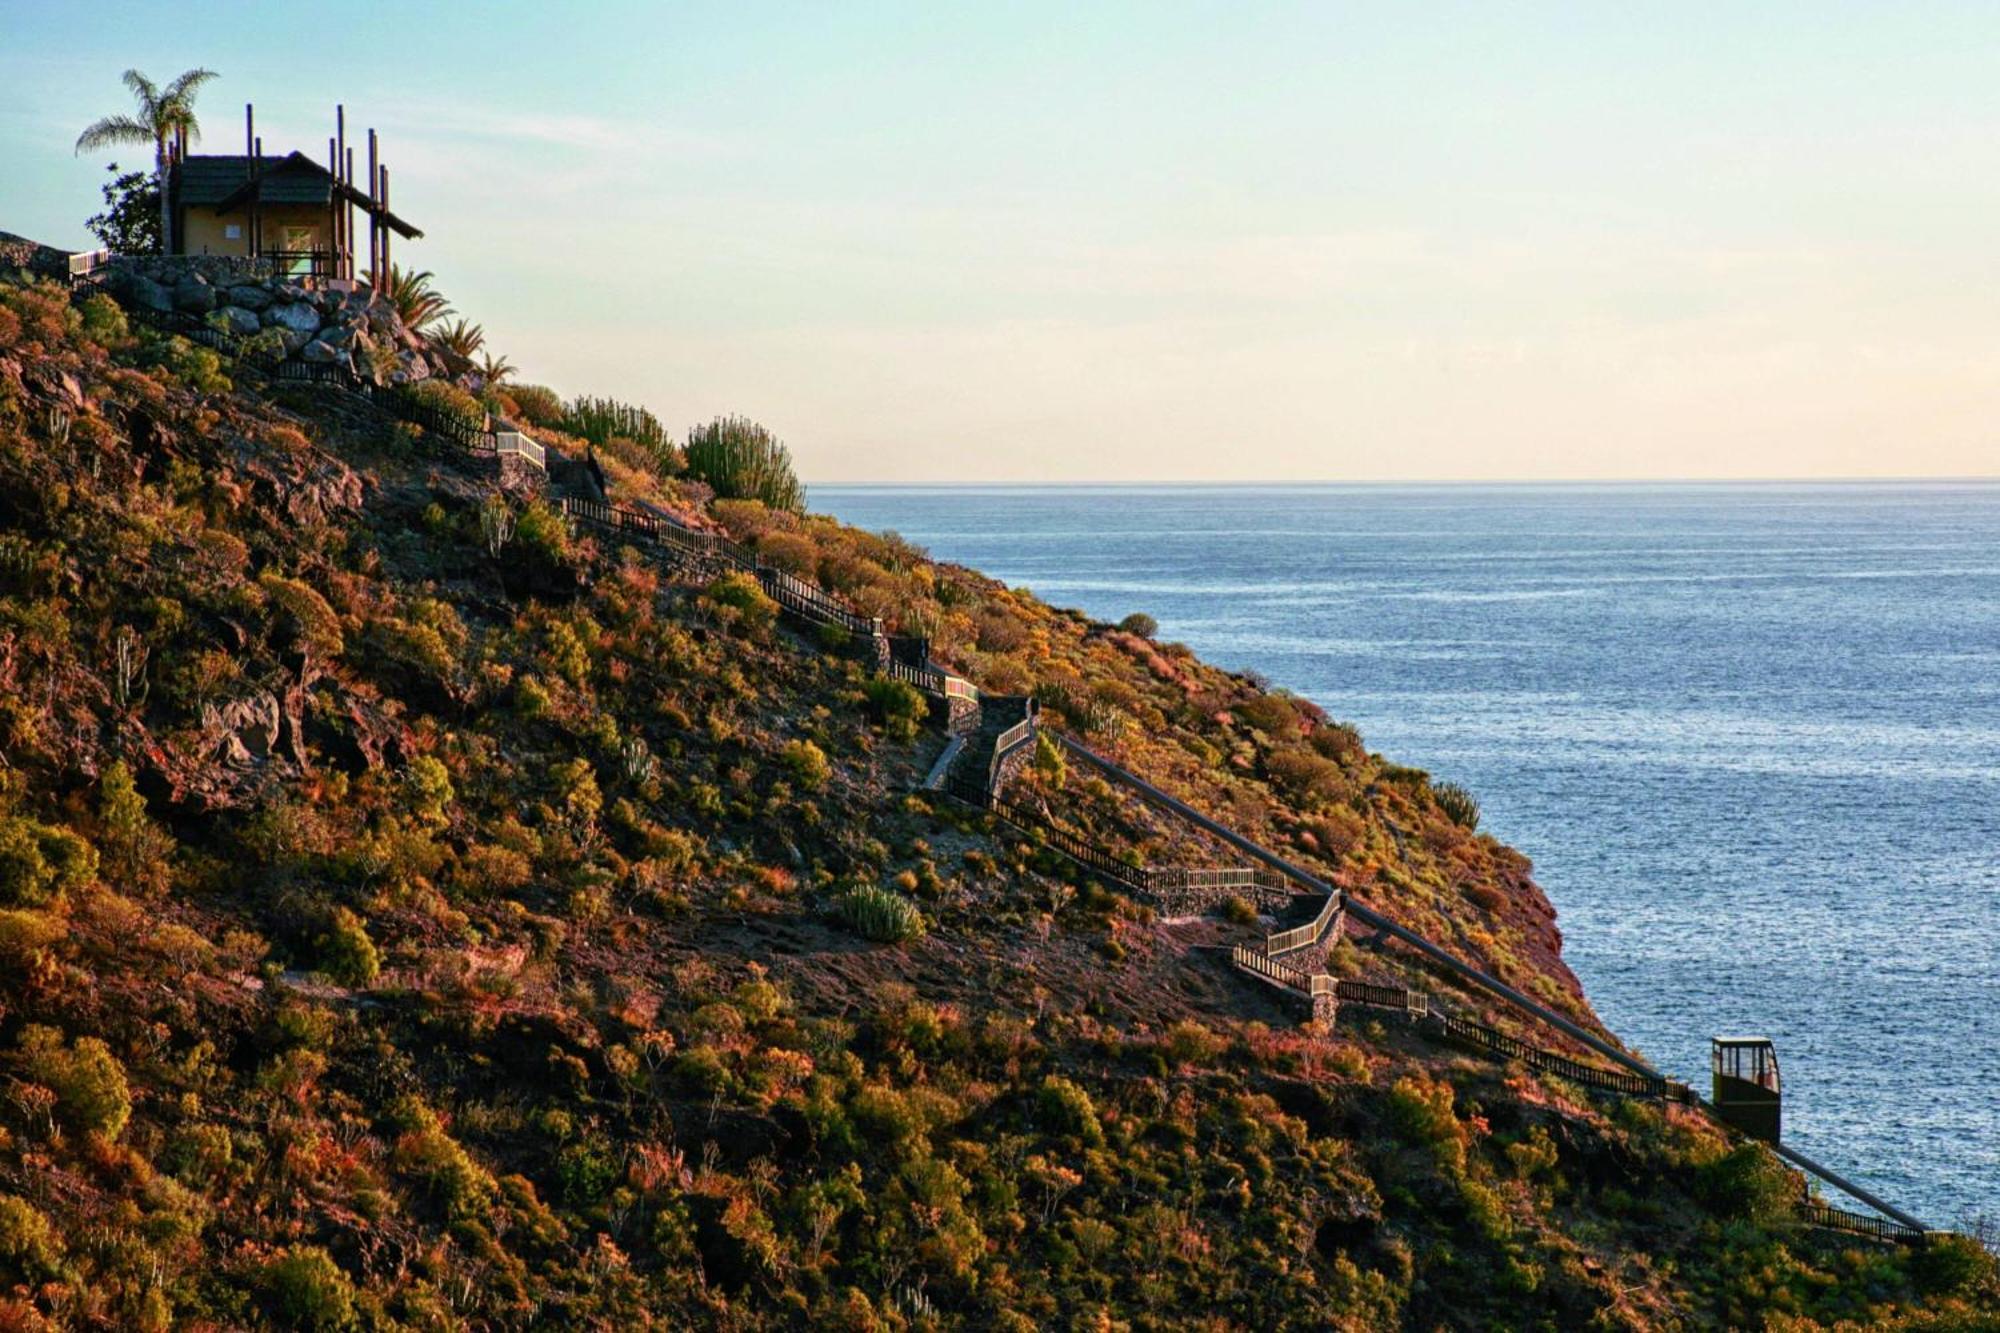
[94, 256, 451, 387]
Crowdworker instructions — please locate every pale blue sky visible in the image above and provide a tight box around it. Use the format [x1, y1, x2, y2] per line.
[5, 2, 1999, 481]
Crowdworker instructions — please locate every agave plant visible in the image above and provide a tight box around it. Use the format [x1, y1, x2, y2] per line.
[361, 264, 453, 332]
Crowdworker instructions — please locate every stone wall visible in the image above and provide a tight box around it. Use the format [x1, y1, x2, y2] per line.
[97, 256, 452, 387]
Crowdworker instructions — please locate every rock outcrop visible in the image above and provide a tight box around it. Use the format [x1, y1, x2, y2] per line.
[93, 255, 456, 386]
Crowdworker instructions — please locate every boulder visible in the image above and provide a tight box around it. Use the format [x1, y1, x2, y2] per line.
[201, 692, 281, 768]
[263, 302, 321, 337]
[226, 283, 273, 311]
[218, 305, 262, 337]
[274, 282, 311, 304]
[120, 272, 173, 312]
[301, 336, 343, 364]
[173, 277, 216, 314]
[277, 327, 315, 355]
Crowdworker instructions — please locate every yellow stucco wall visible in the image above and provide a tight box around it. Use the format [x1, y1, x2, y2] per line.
[178, 205, 329, 257]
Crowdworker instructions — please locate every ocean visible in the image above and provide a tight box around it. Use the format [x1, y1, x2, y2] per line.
[815, 481, 2000, 1228]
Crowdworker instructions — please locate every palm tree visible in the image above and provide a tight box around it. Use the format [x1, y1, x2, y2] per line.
[475, 351, 516, 388]
[75, 68, 219, 254]
[432, 318, 486, 364]
[361, 264, 453, 330]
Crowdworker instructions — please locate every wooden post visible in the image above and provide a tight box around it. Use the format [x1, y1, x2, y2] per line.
[379, 165, 392, 277]
[344, 148, 356, 280]
[243, 105, 256, 259]
[329, 136, 341, 278]
[366, 129, 380, 290]
[253, 135, 264, 260]
[335, 105, 348, 278]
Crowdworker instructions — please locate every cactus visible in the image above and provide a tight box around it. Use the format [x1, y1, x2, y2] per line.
[832, 885, 926, 943]
[561, 396, 669, 450]
[1433, 780, 1481, 831]
[683, 415, 805, 513]
[478, 492, 516, 558]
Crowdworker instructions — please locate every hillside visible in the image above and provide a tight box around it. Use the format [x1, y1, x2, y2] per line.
[0, 269, 1993, 1331]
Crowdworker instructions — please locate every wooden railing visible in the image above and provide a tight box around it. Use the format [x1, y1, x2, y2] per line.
[988, 794, 1151, 892]
[1268, 892, 1342, 957]
[1433, 1014, 1668, 1099]
[1797, 1201, 1928, 1247]
[1231, 945, 1328, 996]
[1337, 978, 1428, 1015]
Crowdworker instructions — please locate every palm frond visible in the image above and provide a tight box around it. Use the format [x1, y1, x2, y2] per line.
[475, 352, 516, 387]
[163, 68, 218, 103]
[75, 114, 152, 155]
[361, 265, 455, 332]
[120, 69, 159, 113]
[432, 319, 486, 361]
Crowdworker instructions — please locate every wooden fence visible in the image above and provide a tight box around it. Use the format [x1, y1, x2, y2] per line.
[988, 794, 1151, 893]
[1268, 892, 1343, 957]
[1797, 1201, 1928, 1247]
[1433, 1014, 1668, 1099]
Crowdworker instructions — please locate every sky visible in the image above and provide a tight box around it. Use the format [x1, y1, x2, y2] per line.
[3, 1, 1999, 483]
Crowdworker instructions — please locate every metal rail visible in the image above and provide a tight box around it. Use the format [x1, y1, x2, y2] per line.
[1055, 732, 1934, 1233]
[1056, 734, 1655, 1076]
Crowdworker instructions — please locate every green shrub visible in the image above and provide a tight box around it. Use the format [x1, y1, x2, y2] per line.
[0, 1193, 63, 1279]
[506, 383, 567, 429]
[262, 1246, 358, 1331]
[684, 415, 805, 512]
[258, 573, 345, 659]
[77, 292, 128, 344]
[514, 498, 572, 564]
[1387, 1075, 1465, 1176]
[406, 756, 455, 826]
[151, 334, 231, 394]
[556, 1137, 620, 1207]
[1117, 612, 1158, 638]
[862, 676, 928, 743]
[1910, 1232, 1995, 1297]
[1264, 747, 1343, 806]
[779, 739, 831, 790]
[758, 530, 820, 578]
[1696, 1144, 1796, 1225]
[833, 886, 926, 943]
[1035, 1075, 1104, 1146]
[1433, 780, 1480, 830]
[0, 816, 98, 908]
[241, 326, 289, 364]
[98, 760, 171, 894]
[702, 572, 778, 636]
[400, 377, 485, 425]
[16, 1024, 131, 1139]
[316, 907, 380, 987]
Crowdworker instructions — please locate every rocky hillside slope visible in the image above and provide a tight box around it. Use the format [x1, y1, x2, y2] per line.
[0, 271, 1992, 1330]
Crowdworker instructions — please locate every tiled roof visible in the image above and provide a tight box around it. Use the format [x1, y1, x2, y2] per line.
[171, 152, 423, 237]
[174, 153, 334, 206]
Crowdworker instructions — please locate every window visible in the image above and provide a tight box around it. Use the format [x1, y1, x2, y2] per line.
[282, 226, 315, 277]
[224, 224, 241, 240]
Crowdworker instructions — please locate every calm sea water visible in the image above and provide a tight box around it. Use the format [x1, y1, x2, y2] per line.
[816, 482, 2000, 1227]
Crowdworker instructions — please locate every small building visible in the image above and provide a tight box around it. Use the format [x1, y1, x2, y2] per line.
[163, 104, 419, 283]
[1712, 1035, 1782, 1144]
